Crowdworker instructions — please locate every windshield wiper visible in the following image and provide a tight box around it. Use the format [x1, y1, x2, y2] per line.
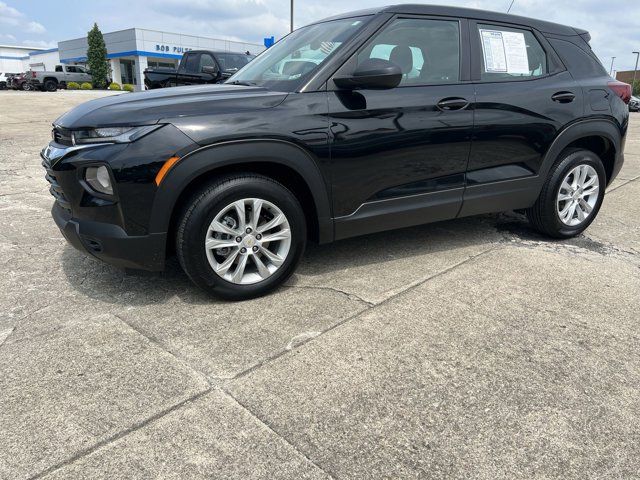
[227, 80, 257, 86]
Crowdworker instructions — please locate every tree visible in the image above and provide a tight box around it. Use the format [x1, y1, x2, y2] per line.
[634, 80, 640, 97]
[87, 23, 109, 89]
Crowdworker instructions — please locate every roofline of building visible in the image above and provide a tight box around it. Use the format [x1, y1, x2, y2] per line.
[29, 48, 59, 56]
[60, 47, 255, 63]
[57, 27, 261, 47]
[0, 44, 47, 51]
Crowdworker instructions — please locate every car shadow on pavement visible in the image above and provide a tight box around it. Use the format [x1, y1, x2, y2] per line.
[59, 212, 539, 306]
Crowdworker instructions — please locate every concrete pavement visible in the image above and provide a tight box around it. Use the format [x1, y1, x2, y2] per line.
[0, 90, 639, 479]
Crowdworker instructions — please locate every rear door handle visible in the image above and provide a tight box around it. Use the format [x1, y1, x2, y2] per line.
[437, 97, 469, 111]
[552, 92, 576, 103]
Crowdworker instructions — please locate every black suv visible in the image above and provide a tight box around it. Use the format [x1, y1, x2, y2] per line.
[42, 5, 630, 300]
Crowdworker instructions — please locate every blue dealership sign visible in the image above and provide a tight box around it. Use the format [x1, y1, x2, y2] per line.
[264, 36, 275, 48]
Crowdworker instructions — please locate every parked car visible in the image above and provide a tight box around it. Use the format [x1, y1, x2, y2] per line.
[42, 5, 629, 300]
[630, 96, 640, 112]
[144, 50, 255, 89]
[9, 72, 31, 90]
[5, 73, 17, 89]
[0, 72, 17, 89]
[28, 65, 93, 91]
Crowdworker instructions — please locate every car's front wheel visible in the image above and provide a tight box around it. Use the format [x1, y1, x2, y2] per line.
[527, 148, 605, 238]
[176, 174, 306, 300]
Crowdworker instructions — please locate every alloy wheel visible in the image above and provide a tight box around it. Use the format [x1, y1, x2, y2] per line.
[205, 198, 291, 285]
[556, 164, 600, 227]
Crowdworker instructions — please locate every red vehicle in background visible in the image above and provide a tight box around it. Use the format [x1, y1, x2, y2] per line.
[9, 72, 32, 90]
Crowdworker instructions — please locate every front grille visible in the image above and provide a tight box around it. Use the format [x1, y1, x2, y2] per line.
[42, 156, 71, 212]
[52, 125, 73, 146]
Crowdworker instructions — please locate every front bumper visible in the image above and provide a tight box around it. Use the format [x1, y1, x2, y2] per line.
[51, 202, 166, 270]
[40, 124, 196, 271]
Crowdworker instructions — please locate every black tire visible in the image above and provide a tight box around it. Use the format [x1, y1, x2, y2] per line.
[21, 82, 30, 91]
[44, 79, 57, 92]
[527, 148, 606, 238]
[176, 174, 306, 300]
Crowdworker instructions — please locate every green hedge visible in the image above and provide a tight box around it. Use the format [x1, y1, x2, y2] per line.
[123, 83, 135, 92]
[108, 82, 121, 90]
[80, 82, 93, 90]
[67, 82, 80, 90]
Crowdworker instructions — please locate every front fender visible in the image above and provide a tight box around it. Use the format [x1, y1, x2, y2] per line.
[148, 139, 334, 242]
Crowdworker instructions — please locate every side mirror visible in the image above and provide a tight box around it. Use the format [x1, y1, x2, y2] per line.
[202, 65, 219, 77]
[334, 58, 402, 90]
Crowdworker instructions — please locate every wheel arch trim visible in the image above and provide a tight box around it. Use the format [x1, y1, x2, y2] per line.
[148, 138, 334, 242]
[539, 118, 622, 184]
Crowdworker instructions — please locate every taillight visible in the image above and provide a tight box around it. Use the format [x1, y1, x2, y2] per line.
[608, 81, 632, 104]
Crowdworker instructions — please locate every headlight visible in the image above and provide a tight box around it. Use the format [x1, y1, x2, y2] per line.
[73, 125, 162, 144]
[85, 165, 113, 195]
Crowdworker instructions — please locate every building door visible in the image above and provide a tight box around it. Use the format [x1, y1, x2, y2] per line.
[120, 60, 134, 84]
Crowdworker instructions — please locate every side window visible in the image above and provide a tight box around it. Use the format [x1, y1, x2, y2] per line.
[66, 66, 77, 73]
[548, 38, 607, 79]
[181, 54, 200, 73]
[55, 65, 62, 72]
[477, 24, 547, 81]
[199, 53, 217, 72]
[357, 18, 460, 86]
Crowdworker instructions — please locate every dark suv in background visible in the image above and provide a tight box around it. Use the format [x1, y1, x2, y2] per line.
[144, 50, 255, 89]
[42, 5, 629, 300]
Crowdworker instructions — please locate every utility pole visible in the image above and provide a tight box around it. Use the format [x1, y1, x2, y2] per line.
[609, 57, 616, 76]
[290, 0, 294, 32]
[633, 51, 640, 95]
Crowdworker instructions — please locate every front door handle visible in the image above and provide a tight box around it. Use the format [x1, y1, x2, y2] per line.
[437, 97, 469, 111]
[552, 91, 576, 103]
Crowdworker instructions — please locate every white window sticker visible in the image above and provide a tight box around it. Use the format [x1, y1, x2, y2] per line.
[480, 29, 530, 75]
[480, 30, 507, 72]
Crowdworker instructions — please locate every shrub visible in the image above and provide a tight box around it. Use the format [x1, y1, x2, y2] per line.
[80, 82, 93, 90]
[67, 82, 80, 90]
[108, 82, 121, 90]
[123, 83, 135, 92]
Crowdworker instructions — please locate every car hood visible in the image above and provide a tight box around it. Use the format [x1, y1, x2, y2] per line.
[54, 84, 288, 129]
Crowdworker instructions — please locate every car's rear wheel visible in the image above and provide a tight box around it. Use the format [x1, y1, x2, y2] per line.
[527, 148, 605, 238]
[176, 174, 306, 300]
[21, 82, 30, 91]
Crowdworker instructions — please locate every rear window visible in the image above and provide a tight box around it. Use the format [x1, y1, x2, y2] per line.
[548, 38, 608, 79]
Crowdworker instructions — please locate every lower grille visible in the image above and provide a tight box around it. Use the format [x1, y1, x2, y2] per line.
[42, 157, 71, 212]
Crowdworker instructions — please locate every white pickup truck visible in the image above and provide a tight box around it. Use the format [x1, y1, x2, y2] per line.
[28, 65, 93, 91]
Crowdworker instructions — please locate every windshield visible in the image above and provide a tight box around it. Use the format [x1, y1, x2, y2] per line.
[227, 16, 369, 91]
[217, 53, 253, 72]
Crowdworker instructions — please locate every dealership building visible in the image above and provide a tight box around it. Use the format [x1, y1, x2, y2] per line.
[3, 28, 264, 91]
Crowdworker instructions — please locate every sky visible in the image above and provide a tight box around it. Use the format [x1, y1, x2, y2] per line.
[1, 0, 639, 72]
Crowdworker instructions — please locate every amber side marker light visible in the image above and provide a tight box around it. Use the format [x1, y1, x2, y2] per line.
[155, 156, 181, 186]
